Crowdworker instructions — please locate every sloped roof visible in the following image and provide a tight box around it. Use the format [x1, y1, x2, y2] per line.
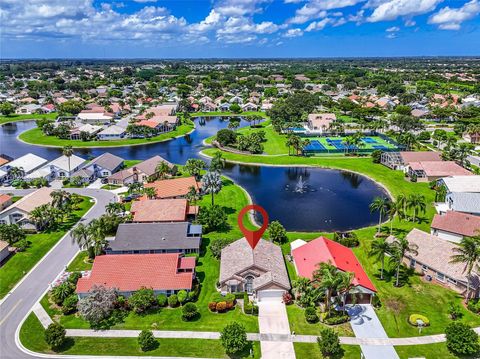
[399, 151, 442, 164]
[431, 211, 480, 237]
[131, 199, 194, 222]
[441, 176, 480, 193]
[1, 153, 48, 174]
[1, 187, 53, 214]
[409, 161, 472, 177]
[144, 176, 199, 199]
[89, 152, 124, 171]
[47, 154, 86, 172]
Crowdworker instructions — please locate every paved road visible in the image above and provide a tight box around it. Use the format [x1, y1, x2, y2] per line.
[0, 188, 116, 359]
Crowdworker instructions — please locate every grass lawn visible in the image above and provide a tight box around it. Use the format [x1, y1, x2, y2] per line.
[294, 343, 361, 359]
[0, 196, 93, 299]
[236, 120, 289, 155]
[194, 111, 267, 118]
[124, 159, 142, 168]
[0, 112, 57, 125]
[18, 121, 194, 148]
[100, 184, 122, 190]
[66, 251, 93, 272]
[20, 313, 261, 358]
[396, 343, 460, 359]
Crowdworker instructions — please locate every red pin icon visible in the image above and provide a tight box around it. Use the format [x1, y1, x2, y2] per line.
[238, 204, 269, 250]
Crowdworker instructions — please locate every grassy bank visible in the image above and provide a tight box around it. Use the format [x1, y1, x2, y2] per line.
[293, 343, 362, 358]
[193, 111, 267, 118]
[0, 196, 93, 299]
[0, 112, 57, 125]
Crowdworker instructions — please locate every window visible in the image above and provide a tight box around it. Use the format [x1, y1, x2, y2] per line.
[436, 272, 445, 282]
[409, 259, 416, 268]
[421, 265, 428, 272]
[245, 276, 254, 294]
[447, 277, 457, 285]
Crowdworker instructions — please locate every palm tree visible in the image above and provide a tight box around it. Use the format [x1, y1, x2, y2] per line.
[390, 237, 419, 287]
[71, 223, 93, 259]
[8, 166, 24, 180]
[30, 204, 51, 231]
[387, 200, 400, 235]
[202, 171, 222, 205]
[450, 235, 480, 303]
[185, 185, 200, 203]
[369, 238, 392, 280]
[313, 262, 344, 313]
[50, 190, 71, 210]
[435, 185, 447, 202]
[286, 134, 301, 156]
[144, 187, 156, 199]
[369, 197, 390, 234]
[337, 271, 354, 314]
[209, 152, 225, 173]
[128, 182, 143, 195]
[155, 162, 171, 180]
[396, 194, 408, 221]
[62, 145, 74, 174]
[105, 202, 125, 215]
[407, 194, 426, 222]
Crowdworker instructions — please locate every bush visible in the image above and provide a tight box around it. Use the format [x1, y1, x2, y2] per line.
[51, 282, 74, 306]
[220, 322, 248, 354]
[371, 150, 382, 163]
[317, 328, 344, 359]
[116, 295, 129, 310]
[371, 295, 381, 309]
[252, 305, 259, 315]
[208, 302, 217, 312]
[282, 292, 293, 305]
[467, 299, 480, 314]
[14, 238, 30, 252]
[408, 314, 430, 327]
[138, 329, 157, 352]
[44, 323, 66, 350]
[305, 307, 319, 323]
[323, 313, 349, 325]
[233, 292, 246, 300]
[216, 301, 227, 312]
[62, 295, 78, 314]
[333, 231, 359, 247]
[226, 301, 235, 310]
[168, 294, 179, 307]
[177, 290, 188, 304]
[129, 288, 156, 314]
[68, 272, 82, 285]
[157, 294, 167, 307]
[216, 129, 237, 146]
[182, 302, 199, 321]
[267, 220, 287, 244]
[445, 322, 480, 356]
[210, 238, 233, 259]
[197, 205, 228, 233]
[448, 302, 463, 320]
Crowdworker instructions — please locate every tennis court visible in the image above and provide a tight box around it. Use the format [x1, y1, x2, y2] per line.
[302, 135, 399, 154]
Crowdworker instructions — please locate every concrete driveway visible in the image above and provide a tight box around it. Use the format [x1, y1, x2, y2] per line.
[258, 302, 296, 359]
[347, 304, 399, 359]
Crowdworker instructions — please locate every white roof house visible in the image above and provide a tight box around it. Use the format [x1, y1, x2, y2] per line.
[0, 153, 48, 175]
[440, 176, 480, 193]
[47, 154, 87, 173]
[77, 112, 113, 122]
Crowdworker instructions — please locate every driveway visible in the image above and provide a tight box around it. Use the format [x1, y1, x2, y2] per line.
[347, 304, 399, 359]
[258, 302, 295, 359]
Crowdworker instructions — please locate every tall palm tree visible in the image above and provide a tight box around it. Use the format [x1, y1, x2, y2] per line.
[155, 162, 171, 180]
[396, 194, 408, 221]
[390, 237, 419, 287]
[71, 223, 94, 259]
[286, 134, 301, 156]
[337, 271, 354, 314]
[450, 235, 480, 303]
[407, 193, 426, 222]
[369, 197, 391, 234]
[387, 200, 400, 235]
[209, 152, 225, 173]
[105, 202, 125, 215]
[369, 238, 392, 280]
[144, 187, 156, 199]
[202, 171, 222, 205]
[313, 262, 344, 313]
[62, 145, 74, 174]
[8, 166, 24, 180]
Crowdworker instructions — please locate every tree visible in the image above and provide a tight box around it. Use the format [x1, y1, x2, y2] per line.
[185, 185, 201, 203]
[57, 100, 84, 115]
[445, 322, 480, 356]
[369, 238, 392, 280]
[182, 302, 199, 321]
[44, 323, 66, 350]
[197, 205, 227, 233]
[267, 220, 287, 244]
[8, 166, 24, 179]
[450, 235, 480, 303]
[389, 237, 418, 287]
[77, 285, 117, 327]
[71, 223, 94, 258]
[220, 322, 248, 355]
[390, 114, 424, 133]
[105, 202, 125, 216]
[144, 187, 157, 199]
[62, 146, 74, 174]
[202, 171, 222, 205]
[209, 151, 225, 173]
[406, 193, 426, 222]
[128, 182, 143, 195]
[185, 158, 206, 180]
[313, 262, 344, 312]
[210, 238, 234, 258]
[216, 129, 237, 147]
[129, 288, 156, 313]
[369, 197, 390, 234]
[230, 103, 242, 113]
[52, 282, 75, 305]
[155, 162, 171, 180]
[0, 223, 25, 245]
[317, 328, 344, 359]
[138, 330, 158, 352]
[0, 102, 14, 116]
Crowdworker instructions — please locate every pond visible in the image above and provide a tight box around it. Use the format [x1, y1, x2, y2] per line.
[0, 118, 388, 232]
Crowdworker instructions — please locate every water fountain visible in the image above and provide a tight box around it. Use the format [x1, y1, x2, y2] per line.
[294, 175, 308, 193]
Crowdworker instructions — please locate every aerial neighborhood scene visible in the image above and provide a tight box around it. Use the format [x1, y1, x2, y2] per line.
[1, 1, 480, 359]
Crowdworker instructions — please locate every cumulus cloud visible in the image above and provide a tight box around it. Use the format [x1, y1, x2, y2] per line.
[305, 17, 332, 31]
[288, 0, 364, 24]
[367, 0, 443, 22]
[405, 19, 416, 26]
[429, 0, 480, 30]
[386, 26, 400, 32]
[283, 28, 303, 37]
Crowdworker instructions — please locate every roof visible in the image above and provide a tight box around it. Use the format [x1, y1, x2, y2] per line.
[47, 154, 86, 172]
[431, 211, 480, 237]
[0, 240, 8, 252]
[77, 112, 113, 121]
[307, 113, 336, 128]
[145, 177, 199, 199]
[98, 125, 126, 135]
[136, 155, 174, 176]
[0, 156, 10, 167]
[108, 222, 201, 252]
[292, 236, 376, 292]
[405, 228, 480, 286]
[1, 188, 53, 214]
[399, 151, 442, 164]
[76, 253, 194, 293]
[409, 161, 472, 177]
[0, 194, 12, 206]
[219, 238, 291, 290]
[131, 199, 196, 222]
[89, 152, 124, 171]
[1, 153, 48, 174]
[441, 176, 480, 193]
[448, 192, 480, 214]
[71, 168, 94, 179]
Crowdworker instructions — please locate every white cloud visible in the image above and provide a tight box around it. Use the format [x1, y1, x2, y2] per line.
[288, 0, 364, 24]
[386, 32, 397, 38]
[133, 0, 158, 3]
[429, 0, 480, 30]
[386, 26, 400, 31]
[283, 28, 303, 37]
[305, 17, 332, 31]
[367, 0, 443, 22]
[284, 0, 304, 3]
[405, 19, 416, 26]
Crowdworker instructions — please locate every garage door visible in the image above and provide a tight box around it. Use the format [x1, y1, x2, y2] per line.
[257, 290, 284, 302]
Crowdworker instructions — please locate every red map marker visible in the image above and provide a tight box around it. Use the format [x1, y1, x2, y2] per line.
[238, 204, 269, 250]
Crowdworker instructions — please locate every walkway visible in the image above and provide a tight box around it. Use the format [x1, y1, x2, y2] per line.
[347, 304, 399, 359]
[258, 302, 296, 359]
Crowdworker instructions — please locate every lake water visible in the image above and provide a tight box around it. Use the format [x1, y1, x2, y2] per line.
[0, 118, 387, 232]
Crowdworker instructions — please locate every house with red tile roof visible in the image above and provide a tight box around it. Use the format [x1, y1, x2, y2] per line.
[407, 161, 472, 181]
[131, 199, 198, 222]
[0, 194, 13, 211]
[431, 211, 480, 243]
[381, 151, 442, 171]
[291, 237, 376, 304]
[76, 253, 195, 297]
[144, 177, 200, 199]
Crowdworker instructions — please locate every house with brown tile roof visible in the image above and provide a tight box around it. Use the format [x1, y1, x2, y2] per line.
[407, 161, 472, 181]
[306, 113, 336, 133]
[431, 211, 480, 243]
[107, 155, 174, 185]
[381, 151, 442, 170]
[144, 177, 200, 199]
[0, 194, 13, 211]
[0, 188, 53, 228]
[131, 199, 198, 223]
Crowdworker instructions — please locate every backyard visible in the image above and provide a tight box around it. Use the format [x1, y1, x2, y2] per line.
[0, 112, 58, 125]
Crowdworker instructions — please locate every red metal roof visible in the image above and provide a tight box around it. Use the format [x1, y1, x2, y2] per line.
[292, 236, 376, 292]
[76, 253, 194, 293]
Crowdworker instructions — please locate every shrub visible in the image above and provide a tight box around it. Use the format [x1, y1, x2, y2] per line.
[408, 314, 430, 327]
[44, 323, 66, 350]
[252, 305, 259, 315]
[282, 292, 293, 305]
[267, 220, 287, 244]
[317, 328, 343, 359]
[333, 231, 359, 247]
[323, 314, 349, 325]
[467, 299, 480, 314]
[157, 294, 167, 307]
[116, 295, 129, 310]
[52, 282, 74, 305]
[233, 292, 246, 299]
[371, 150, 382, 163]
[208, 302, 217, 312]
[67, 272, 82, 285]
[305, 307, 319, 323]
[445, 322, 480, 356]
[77, 285, 117, 327]
[371, 295, 381, 309]
[220, 322, 248, 354]
[129, 288, 156, 314]
[448, 302, 463, 320]
[168, 294, 179, 307]
[62, 295, 78, 314]
[224, 293, 235, 303]
[177, 290, 188, 304]
[210, 238, 233, 258]
[138, 329, 157, 352]
[216, 129, 237, 147]
[197, 205, 228, 233]
[226, 301, 234, 310]
[182, 303, 199, 321]
[216, 301, 227, 312]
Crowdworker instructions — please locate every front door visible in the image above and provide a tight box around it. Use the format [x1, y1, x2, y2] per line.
[245, 276, 254, 294]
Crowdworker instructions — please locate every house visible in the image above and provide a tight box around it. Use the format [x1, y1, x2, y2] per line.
[15, 104, 41, 114]
[411, 109, 429, 118]
[31, 154, 87, 181]
[229, 96, 243, 104]
[242, 102, 258, 111]
[393, 228, 480, 298]
[463, 132, 480, 144]
[0, 241, 10, 263]
[106, 222, 202, 254]
[431, 211, 480, 243]
[219, 238, 291, 302]
[76, 253, 195, 298]
[77, 110, 114, 124]
[144, 177, 200, 199]
[407, 161, 472, 181]
[0, 188, 53, 228]
[130, 199, 198, 223]
[83, 152, 124, 178]
[435, 176, 480, 216]
[440, 176, 480, 194]
[69, 124, 103, 140]
[306, 113, 336, 133]
[0, 153, 48, 181]
[291, 237, 377, 304]
[97, 124, 127, 140]
[381, 151, 442, 171]
[0, 194, 13, 211]
[107, 155, 174, 185]
[218, 103, 230, 111]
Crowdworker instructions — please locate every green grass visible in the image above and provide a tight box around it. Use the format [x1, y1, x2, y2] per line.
[18, 121, 194, 148]
[66, 251, 93, 272]
[124, 159, 142, 168]
[20, 313, 261, 358]
[396, 343, 461, 359]
[0, 196, 93, 299]
[0, 112, 57, 125]
[294, 343, 362, 359]
[194, 111, 267, 118]
[100, 184, 122, 190]
[235, 120, 289, 155]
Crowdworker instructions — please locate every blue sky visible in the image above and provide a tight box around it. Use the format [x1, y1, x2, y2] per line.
[1, 0, 479, 58]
